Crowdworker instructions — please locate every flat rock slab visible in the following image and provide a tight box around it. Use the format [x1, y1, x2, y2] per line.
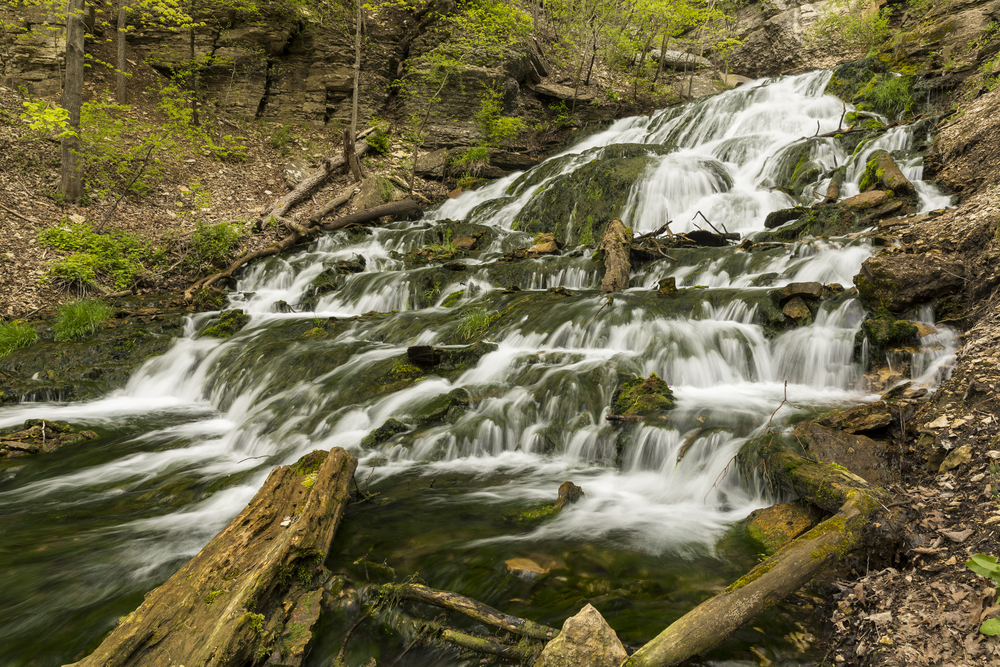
[532, 81, 595, 102]
[843, 190, 891, 209]
[815, 401, 896, 434]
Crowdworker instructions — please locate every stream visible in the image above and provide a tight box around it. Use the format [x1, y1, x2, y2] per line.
[0, 70, 958, 666]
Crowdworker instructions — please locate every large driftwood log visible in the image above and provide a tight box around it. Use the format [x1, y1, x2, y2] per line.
[624, 431, 901, 667]
[862, 149, 915, 196]
[309, 185, 359, 223]
[600, 219, 632, 293]
[67, 448, 358, 667]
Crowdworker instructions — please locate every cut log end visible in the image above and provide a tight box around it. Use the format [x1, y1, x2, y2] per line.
[600, 219, 631, 294]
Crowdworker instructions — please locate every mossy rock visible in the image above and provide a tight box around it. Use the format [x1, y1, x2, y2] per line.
[611, 372, 676, 417]
[744, 501, 819, 556]
[201, 310, 250, 338]
[361, 418, 411, 449]
[862, 314, 919, 349]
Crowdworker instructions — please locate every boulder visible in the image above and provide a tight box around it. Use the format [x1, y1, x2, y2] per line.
[283, 159, 315, 187]
[554, 481, 584, 510]
[769, 281, 823, 306]
[452, 236, 477, 251]
[533, 604, 627, 667]
[0, 419, 98, 458]
[854, 254, 965, 313]
[657, 276, 678, 297]
[815, 401, 895, 434]
[611, 373, 675, 417]
[649, 49, 712, 70]
[532, 80, 596, 103]
[356, 176, 405, 211]
[415, 148, 450, 179]
[764, 206, 809, 229]
[782, 295, 812, 321]
[793, 422, 898, 487]
[486, 149, 537, 172]
[843, 190, 891, 210]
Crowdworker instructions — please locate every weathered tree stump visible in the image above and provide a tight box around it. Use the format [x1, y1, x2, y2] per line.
[600, 219, 631, 293]
[861, 149, 914, 196]
[67, 448, 358, 667]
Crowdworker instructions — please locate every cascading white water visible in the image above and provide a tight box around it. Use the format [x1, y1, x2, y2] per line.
[0, 69, 961, 665]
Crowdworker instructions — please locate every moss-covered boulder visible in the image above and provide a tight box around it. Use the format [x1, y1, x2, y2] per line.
[826, 58, 917, 120]
[200, 310, 250, 338]
[854, 254, 965, 313]
[0, 419, 98, 458]
[611, 373, 676, 417]
[862, 313, 919, 349]
[360, 418, 411, 449]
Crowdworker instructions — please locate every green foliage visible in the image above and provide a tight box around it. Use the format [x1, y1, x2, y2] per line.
[377, 177, 395, 203]
[20, 100, 74, 139]
[966, 554, 1000, 635]
[39, 222, 165, 290]
[451, 146, 489, 177]
[270, 123, 296, 154]
[811, 0, 894, 55]
[0, 321, 39, 359]
[369, 118, 392, 155]
[459, 304, 499, 340]
[855, 74, 913, 119]
[189, 220, 244, 268]
[53, 299, 113, 342]
[474, 84, 524, 147]
[548, 101, 572, 128]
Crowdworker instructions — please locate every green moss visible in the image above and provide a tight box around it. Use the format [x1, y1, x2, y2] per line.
[863, 314, 918, 349]
[611, 372, 676, 416]
[201, 310, 250, 338]
[205, 588, 222, 605]
[360, 418, 410, 449]
[725, 558, 778, 592]
[291, 449, 328, 476]
[390, 359, 423, 376]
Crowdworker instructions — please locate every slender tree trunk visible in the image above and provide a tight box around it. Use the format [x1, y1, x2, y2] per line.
[188, 0, 199, 126]
[116, 0, 127, 104]
[59, 0, 85, 203]
[350, 0, 362, 139]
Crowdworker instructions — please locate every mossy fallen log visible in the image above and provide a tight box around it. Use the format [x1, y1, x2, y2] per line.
[859, 149, 914, 196]
[624, 431, 902, 667]
[66, 448, 358, 667]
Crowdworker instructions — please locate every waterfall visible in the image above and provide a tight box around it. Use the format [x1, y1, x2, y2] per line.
[0, 69, 958, 666]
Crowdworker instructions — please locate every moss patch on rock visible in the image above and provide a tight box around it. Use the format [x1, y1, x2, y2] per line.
[360, 418, 411, 449]
[201, 310, 250, 338]
[611, 372, 676, 416]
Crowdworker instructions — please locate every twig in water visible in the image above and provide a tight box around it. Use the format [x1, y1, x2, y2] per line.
[691, 210, 726, 237]
[335, 608, 372, 666]
[237, 455, 270, 464]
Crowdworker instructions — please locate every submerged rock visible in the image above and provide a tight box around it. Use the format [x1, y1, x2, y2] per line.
[200, 309, 250, 338]
[533, 603, 627, 667]
[505, 557, 550, 579]
[0, 419, 98, 458]
[360, 418, 410, 449]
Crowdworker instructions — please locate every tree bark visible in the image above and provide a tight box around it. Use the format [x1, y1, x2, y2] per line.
[59, 0, 85, 203]
[116, 0, 127, 105]
[824, 167, 845, 204]
[624, 429, 901, 667]
[68, 448, 358, 667]
[343, 127, 364, 181]
[864, 149, 915, 196]
[308, 185, 359, 223]
[319, 198, 420, 232]
[599, 219, 631, 293]
[260, 140, 368, 223]
[350, 0, 362, 140]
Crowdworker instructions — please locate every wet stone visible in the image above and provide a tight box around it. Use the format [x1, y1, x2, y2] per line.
[657, 276, 678, 297]
[782, 295, 812, 322]
[770, 281, 823, 306]
[505, 557, 550, 579]
[534, 603, 627, 667]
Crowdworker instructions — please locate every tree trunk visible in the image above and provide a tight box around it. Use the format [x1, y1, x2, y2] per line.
[864, 149, 915, 196]
[116, 0, 127, 105]
[343, 127, 364, 181]
[824, 167, 845, 204]
[59, 0, 85, 203]
[599, 219, 631, 293]
[67, 448, 359, 667]
[308, 184, 359, 223]
[319, 198, 419, 232]
[350, 0, 362, 140]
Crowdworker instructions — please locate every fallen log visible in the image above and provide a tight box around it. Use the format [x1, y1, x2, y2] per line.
[309, 185, 359, 223]
[623, 430, 903, 667]
[67, 448, 358, 667]
[388, 582, 559, 640]
[600, 219, 631, 293]
[261, 140, 370, 224]
[319, 198, 421, 232]
[823, 166, 846, 204]
[860, 149, 915, 196]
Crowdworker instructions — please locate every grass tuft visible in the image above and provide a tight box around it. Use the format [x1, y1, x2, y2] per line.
[53, 299, 113, 342]
[0, 321, 39, 358]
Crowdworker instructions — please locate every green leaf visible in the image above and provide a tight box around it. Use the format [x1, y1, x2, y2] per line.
[980, 618, 1000, 635]
[966, 554, 1000, 582]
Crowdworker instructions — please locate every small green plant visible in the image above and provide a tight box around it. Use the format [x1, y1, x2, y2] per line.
[424, 229, 458, 255]
[423, 281, 442, 304]
[856, 74, 913, 119]
[377, 177, 395, 203]
[270, 123, 296, 155]
[549, 101, 572, 128]
[53, 300, 113, 342]
[459, 305, 499, 340]
[189, 220, 244, 269]
[20, 100, 74, 139]
[474, 84, 524, 147]
[452, 146, 489, 177]
[966, 554, 1000, 635]
[0, 321, 39, 358]
[369, 118, 392, 155]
